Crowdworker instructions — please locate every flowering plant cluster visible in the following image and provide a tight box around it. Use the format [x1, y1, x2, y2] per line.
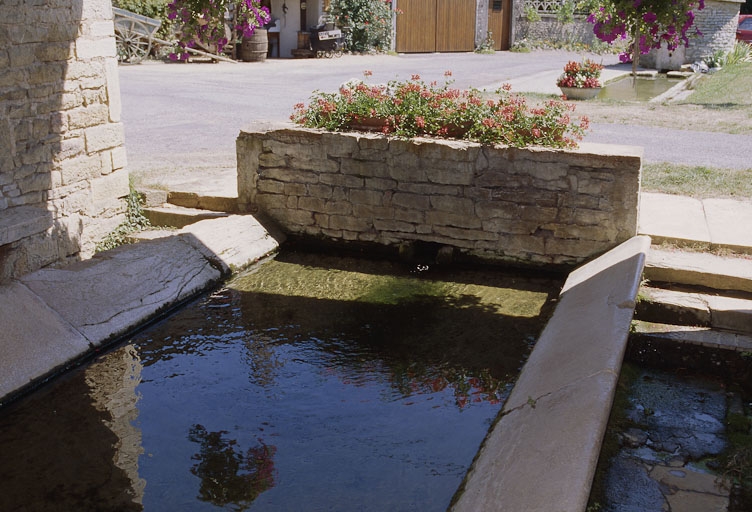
[167, 0, 270, 61]
[556, 59, 604, 88]
[290, 71, 591, 149]
[584, 0, 705, 64]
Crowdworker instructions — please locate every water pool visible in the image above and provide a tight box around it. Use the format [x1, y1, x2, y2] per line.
[600, 74, 683, 102]
[0, 251, 561, 511]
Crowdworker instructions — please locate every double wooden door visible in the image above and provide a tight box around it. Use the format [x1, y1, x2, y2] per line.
[395, 0, 510, 53]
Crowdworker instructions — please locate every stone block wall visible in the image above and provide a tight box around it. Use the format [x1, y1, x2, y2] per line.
[0, 0, 128, 281]
[237, 123, 642, 268]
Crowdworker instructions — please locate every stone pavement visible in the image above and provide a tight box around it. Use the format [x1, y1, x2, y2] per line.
[639, 191, 752, 254]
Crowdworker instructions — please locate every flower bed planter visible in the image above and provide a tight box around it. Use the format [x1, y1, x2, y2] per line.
[237, 122, 643, 269]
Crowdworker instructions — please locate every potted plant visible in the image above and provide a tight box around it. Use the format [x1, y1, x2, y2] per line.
[556, 59, 604, 100]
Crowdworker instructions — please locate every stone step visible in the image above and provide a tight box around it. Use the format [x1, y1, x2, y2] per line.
[143, 205, 229, 229]
[167, 191, 239, 213]
[644, 248, 752, 294]
[636, 286, 752, 335]
[631, 320, 752, 354]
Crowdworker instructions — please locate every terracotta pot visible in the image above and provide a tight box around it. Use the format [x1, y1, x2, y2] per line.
[559, 86, 601, 100]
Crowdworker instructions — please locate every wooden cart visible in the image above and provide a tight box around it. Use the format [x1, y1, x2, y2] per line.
[113, 7, 161, 64]
[113, 7, 238, 64]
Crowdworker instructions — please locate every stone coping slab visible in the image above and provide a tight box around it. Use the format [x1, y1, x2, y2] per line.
[0, 215, 280, 405]
[451, 235, 651, 512]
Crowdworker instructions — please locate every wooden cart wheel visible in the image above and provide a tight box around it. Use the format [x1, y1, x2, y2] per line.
[115, 19, 152, 64]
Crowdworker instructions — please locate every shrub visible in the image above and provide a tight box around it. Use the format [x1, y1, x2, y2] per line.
[328, 0, 396, 53]
[112, 0, 174, 40]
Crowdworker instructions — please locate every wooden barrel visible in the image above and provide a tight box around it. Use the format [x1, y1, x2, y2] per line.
[241, 28, 268, 62]
[297, 31, 310, 49]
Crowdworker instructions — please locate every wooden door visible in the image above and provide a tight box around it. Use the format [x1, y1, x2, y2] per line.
[436, 0, 475, 52]
[487, 0, 511, 50]
[396, 0, 437, 53]
[396, 0, 475, 53]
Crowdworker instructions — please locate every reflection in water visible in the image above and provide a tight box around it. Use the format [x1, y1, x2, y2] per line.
[188, 425, 276, 510]
[0, 344, 144, 512]
[0, 251, 562, 511]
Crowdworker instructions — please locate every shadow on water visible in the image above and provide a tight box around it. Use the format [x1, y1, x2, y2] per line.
[0, 251, 562, 511]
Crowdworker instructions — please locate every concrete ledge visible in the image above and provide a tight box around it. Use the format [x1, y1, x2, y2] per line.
[0, 206, 53, 246]
[451, 235, 651, 512]
[0, 215, 280, 405]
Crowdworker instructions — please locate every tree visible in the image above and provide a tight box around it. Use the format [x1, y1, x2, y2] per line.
[583, 0, 706, 72]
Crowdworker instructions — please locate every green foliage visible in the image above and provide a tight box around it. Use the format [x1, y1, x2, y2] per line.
[726, 41, 752, 66]
[475, 31, 495, 54]
[523, 3, 541, 23]
[290, 72, 591, 149]
[112, 0, 173, 40]
[95, 182, 152, 252]
[328, 0, 395, 53]
[556, 0, 577, 24]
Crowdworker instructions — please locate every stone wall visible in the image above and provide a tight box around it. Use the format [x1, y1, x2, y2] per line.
[237, 122, 642, 268]
[514, 16, 596, 48]
[515, 0, 742, 64]
[0, 0, 128, 282]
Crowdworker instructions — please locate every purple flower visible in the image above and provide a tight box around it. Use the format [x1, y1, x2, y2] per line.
[643, 12, 657, 24]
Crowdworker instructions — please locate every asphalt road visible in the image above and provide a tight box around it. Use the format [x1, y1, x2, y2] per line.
[118, 51, 751, 195]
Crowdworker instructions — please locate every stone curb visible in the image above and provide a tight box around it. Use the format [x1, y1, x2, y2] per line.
[451, 235, 651, 512]
[0, 214, 281, 405]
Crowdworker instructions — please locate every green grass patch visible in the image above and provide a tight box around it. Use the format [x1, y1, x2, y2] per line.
[683, 62, 752, 108]
[642, 162, 752, 199]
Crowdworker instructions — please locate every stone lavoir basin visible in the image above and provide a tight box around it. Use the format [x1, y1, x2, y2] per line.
[0, 250, 562, 511]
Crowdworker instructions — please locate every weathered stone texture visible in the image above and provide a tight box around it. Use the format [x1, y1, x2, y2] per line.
[1, 0, 127, 282]
[238, 123, 642, 268]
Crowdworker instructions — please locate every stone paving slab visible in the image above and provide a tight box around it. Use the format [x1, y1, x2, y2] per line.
[639, 192, 711, 247]
[451, 235, 651, 512]
[0, 215, 282, 405]
[19, 235, 223, 346]
[704, 198, 752, 251]
[0, 282, 91, 404]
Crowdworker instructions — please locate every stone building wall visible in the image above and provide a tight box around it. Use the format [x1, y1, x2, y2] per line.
[686, 0, 744, 62]
[237, 123, 642, 269]
[0, 0, 129, 282]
